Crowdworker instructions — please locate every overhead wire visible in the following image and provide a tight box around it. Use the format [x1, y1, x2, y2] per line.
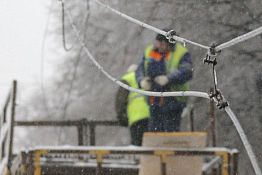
[57, 0, 91, 144]
[61, 0, 73, 51]
[225, 107, 262, 175]
[91, 0, 210, 50]
[62, 1, 262, 174]
[92, 0, 262, 53]
[60, 1, 90, 115]
[216, 26, 262, 51]
[63, 1, 210, 99]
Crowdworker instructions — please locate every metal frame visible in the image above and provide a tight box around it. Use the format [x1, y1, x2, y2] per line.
[0, 81, 239, 175]
[0, 80, 17, 174]
[23, 147, 238, 175]
[15, 119, 119, 146]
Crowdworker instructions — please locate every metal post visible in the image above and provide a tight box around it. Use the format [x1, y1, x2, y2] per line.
[90, 125, 96, 146]
[96, 162, 103, 175]
[77, 125, 84, 146]
[1, 142, 5, 159]
[158, 154, 168, 175]
[95, 153, 105, 175]
[228, 153, 231, 175]
[161, 162, 167, 175]
[189, 106, 194, 131]
[3, 92, 11, 123]
[80, 119, 88, 146]
[209, 88, 216, 147]
[8, 80, 17, 167]
[83, 124, 88, 145]
[3, 106, 7, 124]
[231, 150, 239, 175]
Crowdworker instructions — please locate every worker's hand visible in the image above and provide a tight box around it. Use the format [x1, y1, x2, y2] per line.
[140, 77, 152, 90]
[154, 75, 169, 86]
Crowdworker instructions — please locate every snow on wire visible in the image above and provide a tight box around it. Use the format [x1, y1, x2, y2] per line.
[64, 4, 209, 99]
[93, 0, 262, 52]
[61, 1, 262, 174]
[216, 25, 262, 50]
[92, 0, 210, 50]
[225, 107, 262, 175]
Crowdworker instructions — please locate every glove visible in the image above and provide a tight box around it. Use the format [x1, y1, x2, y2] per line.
[154, 75, 169, 86]
[140, 77, 152, 90]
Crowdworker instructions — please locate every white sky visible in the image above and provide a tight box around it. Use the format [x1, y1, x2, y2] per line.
[0, 0, 58, 106]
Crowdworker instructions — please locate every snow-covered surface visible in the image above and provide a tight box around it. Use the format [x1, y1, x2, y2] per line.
[25, 145, 232, 153]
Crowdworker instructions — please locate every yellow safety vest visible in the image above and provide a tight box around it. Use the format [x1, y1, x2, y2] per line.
[144, 43, 189, 102]
[121, 71, 150, 126]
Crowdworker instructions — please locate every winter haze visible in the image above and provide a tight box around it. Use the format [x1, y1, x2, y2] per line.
[5, 0, 262, 175]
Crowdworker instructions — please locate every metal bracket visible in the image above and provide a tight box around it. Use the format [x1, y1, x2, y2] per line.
[209, 89, 229, 109]
[203, 43, 221, 65]
[166, 30, 177, 43]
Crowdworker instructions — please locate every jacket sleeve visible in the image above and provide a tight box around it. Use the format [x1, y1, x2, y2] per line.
[136, 57, 145, 88]
[115, 80, 129, 126]
[167, 52, 193, 84]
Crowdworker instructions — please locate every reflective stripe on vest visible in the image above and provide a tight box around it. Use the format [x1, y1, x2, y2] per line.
[121, 72, 150, 126]
[144, 43, 189, 102]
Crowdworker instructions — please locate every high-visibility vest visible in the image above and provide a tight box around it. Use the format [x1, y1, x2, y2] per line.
[121, 71, 150, 126]
[144, 43, 189, 102]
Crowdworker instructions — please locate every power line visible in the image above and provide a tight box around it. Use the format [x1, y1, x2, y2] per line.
[57, 0, 91, 144]
[62, 2, 262, 174]
[60, 0, 73, 51]
[63, 2, 209, 99]
[92, 0, 262, 53]
[216, 26, 262, 51]
[225, 107, 262, 175]
[92, 0, 210, 50]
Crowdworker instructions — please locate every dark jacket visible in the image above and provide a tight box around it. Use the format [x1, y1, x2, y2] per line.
[136, 44, 193, 110]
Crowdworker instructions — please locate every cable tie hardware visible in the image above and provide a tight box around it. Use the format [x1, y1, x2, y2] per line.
[209, 89, 229, 109]
[203, 43, 221, 65]
[166, 30, 178, 44]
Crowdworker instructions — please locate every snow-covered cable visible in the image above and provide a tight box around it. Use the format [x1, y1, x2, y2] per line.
[63, 4, 261, 174]
[225, 107, 262, 175]
[216, 26, 262, 51]
[64, 5, 209, 99]
[93, 0, 262, 51]
[92, 0, 209, 50]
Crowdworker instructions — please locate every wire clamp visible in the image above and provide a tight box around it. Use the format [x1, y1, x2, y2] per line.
[209, 89, 229, 109]
[203, 43, 221, 65]
[166, 30, 178, 44]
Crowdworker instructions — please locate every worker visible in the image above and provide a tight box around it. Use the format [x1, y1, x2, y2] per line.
[115, 64, 150, 146]
[136, 29, 193, 132]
